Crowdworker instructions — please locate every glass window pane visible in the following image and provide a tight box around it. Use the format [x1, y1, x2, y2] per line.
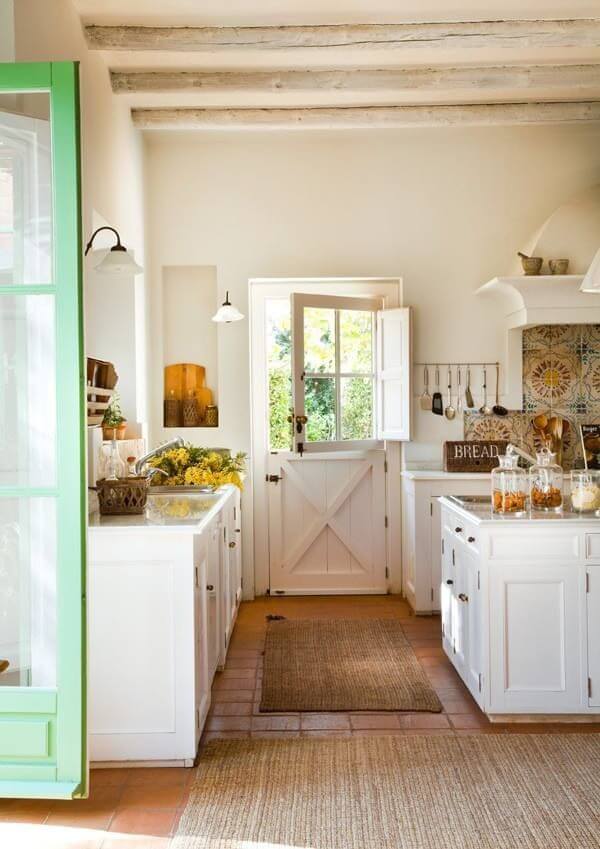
[304, 307, 335, 373]
[340, 310, 373, 373]
[0, 93, 52, 285]
[0, 497, 57, 687]
[266, 298, 292, 451]
[341, 377, 374, 440]
[305, 377, 336, 442]
[0, 294, 57, 486]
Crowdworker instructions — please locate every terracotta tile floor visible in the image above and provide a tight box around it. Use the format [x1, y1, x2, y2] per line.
[2, 595, 599, 847]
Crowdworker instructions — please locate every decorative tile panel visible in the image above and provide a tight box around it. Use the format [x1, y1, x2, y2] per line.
[464, 325, 600, 470]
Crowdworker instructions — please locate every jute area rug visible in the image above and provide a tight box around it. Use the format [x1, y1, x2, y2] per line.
[260, 618, 442, 712]
[173, 734, 600, 849]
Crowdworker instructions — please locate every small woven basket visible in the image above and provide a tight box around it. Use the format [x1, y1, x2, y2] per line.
[96, 477, 149, 515]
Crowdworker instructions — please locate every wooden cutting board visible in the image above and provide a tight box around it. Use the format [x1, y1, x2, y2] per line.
[164, 363, 206, 401]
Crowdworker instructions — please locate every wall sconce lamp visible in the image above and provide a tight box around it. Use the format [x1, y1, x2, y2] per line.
[84, 226, 143, 275]
[212, 291, 244, 323]
[580, 248, 600, 293]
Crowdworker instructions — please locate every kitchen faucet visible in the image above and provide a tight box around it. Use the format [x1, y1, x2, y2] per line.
[135, 436, 185, 476]
[506, 442, 536, 466]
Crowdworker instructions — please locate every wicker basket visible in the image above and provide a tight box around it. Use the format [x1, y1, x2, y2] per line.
[96, 477, 149, 515]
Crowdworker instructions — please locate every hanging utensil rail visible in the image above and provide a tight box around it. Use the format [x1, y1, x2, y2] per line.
[414, 361, 499, 367]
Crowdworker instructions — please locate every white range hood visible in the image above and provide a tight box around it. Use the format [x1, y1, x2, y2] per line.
[476, 274, 600, 328]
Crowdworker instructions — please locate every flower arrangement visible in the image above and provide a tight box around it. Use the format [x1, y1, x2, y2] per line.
[147, 445, 246, 490]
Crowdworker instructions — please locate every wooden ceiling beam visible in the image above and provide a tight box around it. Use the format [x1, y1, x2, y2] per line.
[132, 101, 600, 130]
[87, 19, 600, 53]
[112, 65, 600, 96]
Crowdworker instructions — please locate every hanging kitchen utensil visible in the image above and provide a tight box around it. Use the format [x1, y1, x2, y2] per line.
[456, 367, 463, 414]
[420, 365, 432, 411]
[492, 362, 508, 416]
[431, 365, 444, 416]
[479, 366, 492, 415]
[465, 366, 474, 409]
[444, 366, 456, 420]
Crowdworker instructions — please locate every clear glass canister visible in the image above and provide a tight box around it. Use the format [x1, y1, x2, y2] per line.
[492, 454, 528, 514]
[570, 469, 600, 513]
[530, 448, 563, 512]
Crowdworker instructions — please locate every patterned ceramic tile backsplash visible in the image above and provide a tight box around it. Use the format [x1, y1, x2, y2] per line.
[464, 325, 600, 470]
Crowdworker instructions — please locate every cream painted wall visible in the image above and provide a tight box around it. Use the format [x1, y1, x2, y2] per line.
[145, 126, 600, 457]
[13, 0, 147, 427]
[145, 124, 600, 592]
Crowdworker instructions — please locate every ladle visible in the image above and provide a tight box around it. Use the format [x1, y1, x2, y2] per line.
[479, 366, 492, 415]
[492, 363, 508, 416]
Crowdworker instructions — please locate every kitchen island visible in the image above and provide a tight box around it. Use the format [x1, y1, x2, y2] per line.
[440, 495, 600, 721]
[87, 485, 242, 766]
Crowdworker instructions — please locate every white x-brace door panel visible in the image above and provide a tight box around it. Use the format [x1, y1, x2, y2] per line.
[268, 450, 387, 594]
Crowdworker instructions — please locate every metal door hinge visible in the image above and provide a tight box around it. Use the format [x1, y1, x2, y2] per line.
[586, 572, 590, 593]
[430, 502, 433, 516]
[478, 672, 483, 693]
[431, 587, 434, 602]
[441, 623, 445, 638]
[588, 677, 593, 699]
[452, 549, 455, 566]
[384, 460, 388, 473]
[194, 566, 199, 587]
[196, 708, 200, 729]
[385, 567, 389, 579]
[384, 516, 388, 528]
[477, 570, 481, 590]
[442, 539, 445, 555]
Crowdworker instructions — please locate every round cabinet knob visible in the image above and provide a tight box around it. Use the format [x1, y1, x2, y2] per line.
[229, 541, 236, 549]
[458, 593, 469, 603]
[455, 527, 463, 534]
[468, 536, 476, 543]
[446, 579, 454, 585]
[206, 584, 214, 592]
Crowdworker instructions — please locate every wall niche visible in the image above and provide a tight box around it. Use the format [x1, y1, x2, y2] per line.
[162, 266, 218, 428]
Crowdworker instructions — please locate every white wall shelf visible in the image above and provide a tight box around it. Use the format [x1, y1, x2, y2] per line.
[476, 275, 594, 329]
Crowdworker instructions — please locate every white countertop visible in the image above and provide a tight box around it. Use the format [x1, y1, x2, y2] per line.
[440, 495, 600, 526]
[88, 487, 233, 533]
[401, 470, 491, 481]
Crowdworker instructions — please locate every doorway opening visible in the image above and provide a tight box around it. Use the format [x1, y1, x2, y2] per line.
[250, 278, 409, 597]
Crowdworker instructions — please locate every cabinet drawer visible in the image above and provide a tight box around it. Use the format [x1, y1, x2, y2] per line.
[488, 531, 579, 561]
[585, 534, 600, 560]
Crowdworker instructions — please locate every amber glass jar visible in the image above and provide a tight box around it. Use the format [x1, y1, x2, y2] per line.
[491, 454, 528, 515]
[530, 449, 563, 512]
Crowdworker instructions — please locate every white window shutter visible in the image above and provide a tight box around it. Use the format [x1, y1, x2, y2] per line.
[376, 307, 412, 441]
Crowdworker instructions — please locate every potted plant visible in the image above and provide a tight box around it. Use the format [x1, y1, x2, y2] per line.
[102, 393, 127, 440]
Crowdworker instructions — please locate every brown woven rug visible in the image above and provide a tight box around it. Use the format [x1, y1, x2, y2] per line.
[260, 618, 442, 712]
[174, 735, 600, 848]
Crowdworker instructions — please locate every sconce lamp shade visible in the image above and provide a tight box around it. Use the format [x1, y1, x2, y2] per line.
[94, 249, 143, 276]
[84, 225, 143, 276]
[580, 248, 600, 293]
[212, 291, 244, 323]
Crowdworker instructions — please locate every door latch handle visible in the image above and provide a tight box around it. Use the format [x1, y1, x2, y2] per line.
[295, 414, 308, 434]
[267, 474, 281, 483]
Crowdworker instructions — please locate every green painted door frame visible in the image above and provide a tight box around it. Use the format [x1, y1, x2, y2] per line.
[0, 62, 86, 799]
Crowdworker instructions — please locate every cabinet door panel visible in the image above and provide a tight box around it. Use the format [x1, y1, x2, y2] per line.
[465, 555, 484, 706]
[490, 564, 583, 712]
[587, 565, 600, 707]
[452, 546, 468, 677]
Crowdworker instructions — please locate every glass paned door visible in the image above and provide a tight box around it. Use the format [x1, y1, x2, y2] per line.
[0, 64, 85, 799]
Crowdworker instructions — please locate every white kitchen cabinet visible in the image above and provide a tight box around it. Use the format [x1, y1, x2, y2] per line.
[586, 563, 600, 708]
[88, 486, 241, 764]
[401, 472, 490, 614]
[440, 498, 599, 719]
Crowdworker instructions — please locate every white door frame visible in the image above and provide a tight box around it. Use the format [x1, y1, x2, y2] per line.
[249, 277, 403, 597]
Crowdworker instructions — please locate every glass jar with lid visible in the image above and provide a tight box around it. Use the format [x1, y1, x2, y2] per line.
[491, 454, 528, 515]
[570, 469, 600, 513]
[530, 448, 563, 512]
